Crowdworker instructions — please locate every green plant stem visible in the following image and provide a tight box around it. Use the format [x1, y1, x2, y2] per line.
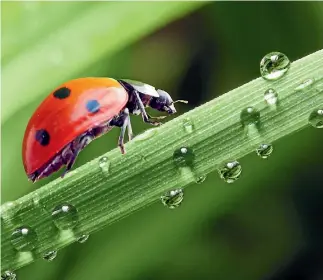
[1, 49, 323, 273]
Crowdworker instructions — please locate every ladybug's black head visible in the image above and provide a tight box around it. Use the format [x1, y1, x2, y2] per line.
[150, 89, 187, 114]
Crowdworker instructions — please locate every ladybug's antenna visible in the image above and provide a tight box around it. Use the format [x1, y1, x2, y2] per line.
[173, 100, 188, 104]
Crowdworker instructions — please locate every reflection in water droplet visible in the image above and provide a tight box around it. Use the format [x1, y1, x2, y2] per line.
[240, 107, 260, 126]
[295, 79, 314, 90]
[161, 189, 184, 209]
[260, 52, 290, 80]
[98, 156, 110, 175]
[256, 144, 273, 159]
[173, 147, 195, 168]
[264, 89, 279, 106]
[195, 175, 206, 184]
[1, 271, 16, 280]
[77, 234, 89, 244]
[309, 109, 323, 128]
[43, 251, 57, 261]
[51, 203, 79, 230]
[183, 118, 194, 133]
[134, 129, 157, 141]
[218, 161, 242, 183]
[11, 226, 38, 252]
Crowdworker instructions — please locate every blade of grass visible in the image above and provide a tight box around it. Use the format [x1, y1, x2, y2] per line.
[1, 1, 206, 125]
[1, 49, 323, 273]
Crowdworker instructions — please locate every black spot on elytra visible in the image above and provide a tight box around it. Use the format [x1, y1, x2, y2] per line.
[35, 129, 50, 146]
[86, 100, 100, 113]
[53, 87, 71, 99]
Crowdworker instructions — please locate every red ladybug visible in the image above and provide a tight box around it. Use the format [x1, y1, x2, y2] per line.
[22, 77, 187, 182]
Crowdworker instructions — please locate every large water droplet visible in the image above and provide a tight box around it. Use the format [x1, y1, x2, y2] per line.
[51, 203, 79, 230]
[260, 52, 290, 80]
[309, 109, 323, 128]
[256, 144, 273, 159]
[43, 250, 57, 261]
[218, 161, 242, 183]
[77, 234, 89, 244]
[183, 118, 194, 133]
[295, 79, 314, 90]
[173, 147, 195, 168]
[1, 271, 16, 280]
[161, 189, 184, 209]
[240, 107, 260, 126]
[264, 88, 279, 106]
[11, 226, 38, 251]
[195, 175, 206, 184]
[98, 156, 110, 175]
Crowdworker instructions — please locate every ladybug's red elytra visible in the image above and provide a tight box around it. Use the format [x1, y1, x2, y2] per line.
[22, 77, 187, 182]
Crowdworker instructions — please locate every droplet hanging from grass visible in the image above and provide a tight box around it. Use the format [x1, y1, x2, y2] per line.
[11, 226, 38, 252]
[256, 144, 273, 159]
[1, 271, 16, 280]
[260, 52, 290, 80]
[51, 203, 79, 230]
[195, 175, 206, 184]
[218, 161, 242, 183]
[309, 109, 323, 128]
[77, 234, 90, 244]
[43, 250, 57, 261]
[161, 189, 184, 209]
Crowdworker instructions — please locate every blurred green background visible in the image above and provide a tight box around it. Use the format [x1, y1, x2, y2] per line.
[1, 1, 323, 280]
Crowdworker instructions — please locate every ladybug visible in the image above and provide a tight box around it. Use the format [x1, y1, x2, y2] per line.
[22, 77, 187, 182]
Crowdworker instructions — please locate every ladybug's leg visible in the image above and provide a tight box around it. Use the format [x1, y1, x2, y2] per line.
[127, 115, 134, 141]
[117, 108, 132, 154]
[133, 90, 161, 126]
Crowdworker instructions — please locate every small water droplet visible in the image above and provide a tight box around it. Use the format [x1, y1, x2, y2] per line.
[77, 234, 89, 244]
[173, 147, 195, 168]
[309, 109, 323, 128]
[260, 52, 290, 80]
[51, 203, 79, 230]
[1, 271, 16, 280]
[195, 175, 206, 184]
[264, 88, 279, 106]
[183, 118, 194, 133]
[134, 128, 157, 141]
[256, 144, 273, 159]
[98, 156, 110, 175]
[161, 189, 184, 209]
[295, 79, 314, 90]
[218, 161, 242, 183]
[240, 107, 260, 126]
[43, 250, 57, 261]
[11, 226, 38, 252]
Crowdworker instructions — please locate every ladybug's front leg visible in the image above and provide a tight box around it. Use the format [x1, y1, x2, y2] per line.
[112, 108, 132, 154]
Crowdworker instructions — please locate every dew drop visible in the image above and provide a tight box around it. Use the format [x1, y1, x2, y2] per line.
[1, 271, 16, 280]
[295, 78, 314, 90]
[195, 175, 206, 184]
[218, 161, 242, 183]
[309, 109, 323, 128]
[264, 88, 279, 106]
[11, 226, 38, 252]
[77, 234, 89, 244]
[183, 118, 194, 133]
[51, 203, 79, 230]
[256, 144, 273, 159]
[161, 189, 184, 209]
[98, 156, 110, 175]
[173, 147, 195, 168]
[260, 52, 290, 80]
[43, 250, 57, 261]
[240, 107, 260, 126]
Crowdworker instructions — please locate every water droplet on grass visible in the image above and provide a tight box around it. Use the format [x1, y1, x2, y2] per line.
[43, 251, 57, 261]
[51, 203, 79, 230]
[98, 156, 110, 175]
[309, 109, 323, 128]
[161, 189, 184, 209]
[218, 161, 242, 183]
[256, 144, 273, 159]
[264, 88, 279, 106]
[1, 271, 16, 280]
[11, 226, 38, 251]
[260, 52, 290, 80]
[183, 118, 194, 133]
[195, 175, 206, 184]
[173, 147, 195, 168]
[77, 234, 89, 244]
[295, 79, 314, 90]
[240, 107, 260, 126]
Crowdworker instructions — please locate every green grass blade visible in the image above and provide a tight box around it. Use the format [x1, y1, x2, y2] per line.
[1, 49, 322, 273]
